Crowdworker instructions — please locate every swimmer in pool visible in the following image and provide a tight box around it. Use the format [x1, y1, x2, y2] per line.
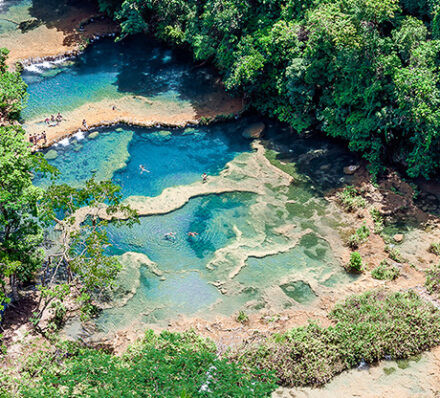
[139, 165, 150, 174]
[164, 232, 176, 240]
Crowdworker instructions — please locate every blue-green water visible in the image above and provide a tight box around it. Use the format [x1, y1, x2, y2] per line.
[27, 35, 360, 331]
[38, 122, 252, 197]
[21, 35, 224, 120]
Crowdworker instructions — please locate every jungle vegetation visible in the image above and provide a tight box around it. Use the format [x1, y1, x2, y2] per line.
[98, 0, 440, 177]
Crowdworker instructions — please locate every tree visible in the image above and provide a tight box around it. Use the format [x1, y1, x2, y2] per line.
[0, 48, 28, 121]
[0, 126, 51, 302]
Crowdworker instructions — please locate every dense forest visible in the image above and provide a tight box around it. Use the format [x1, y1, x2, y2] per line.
[3, 0, 440, 396]
[98, 0, 440, 177]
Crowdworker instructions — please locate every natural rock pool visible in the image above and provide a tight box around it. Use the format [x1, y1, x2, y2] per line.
[26, 36, 359, 331]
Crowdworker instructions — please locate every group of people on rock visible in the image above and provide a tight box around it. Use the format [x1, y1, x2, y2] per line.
[44, 113, 64, 126]
[29, 131, 47, 146]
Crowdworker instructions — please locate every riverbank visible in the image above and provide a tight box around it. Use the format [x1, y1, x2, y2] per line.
[24, 93, 243, 149]
[1, 0, 119, 67]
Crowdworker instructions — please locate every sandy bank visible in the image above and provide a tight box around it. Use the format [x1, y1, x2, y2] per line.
[24, 93, 243, 148]
[2, 1, 119, 67]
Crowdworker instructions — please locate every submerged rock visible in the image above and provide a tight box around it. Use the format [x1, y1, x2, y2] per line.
[44, 149, 58, 160]
[242, 122, 265, 139]
[88, 131, 99, 139]
[343, 165, 360, 175]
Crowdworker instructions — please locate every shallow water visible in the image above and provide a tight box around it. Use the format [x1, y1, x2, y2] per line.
[28, 35, 361, 331]
[0, 0, 31, 35]
[38, 122, 252, 196]
[36, 119, 357, 331]
[21, 35, 226, 121]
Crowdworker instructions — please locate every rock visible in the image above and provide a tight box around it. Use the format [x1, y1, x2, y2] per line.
[393, 234, 404, 243]
[343, 164, 360, 175]
[44, 149, 58, 160]
[88, 131, 99, 139]
[242, 122, 265, 139]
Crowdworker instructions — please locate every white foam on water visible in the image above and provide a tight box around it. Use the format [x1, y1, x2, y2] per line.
[24, 56, 70, 74]
[56, 137, 70, 147]
[73, 130, 85, 140]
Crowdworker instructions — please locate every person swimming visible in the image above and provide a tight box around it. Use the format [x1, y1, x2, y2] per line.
[164, 232, 176, 240]
[139, 164, 150, 174]
[188, 232, 199, 237]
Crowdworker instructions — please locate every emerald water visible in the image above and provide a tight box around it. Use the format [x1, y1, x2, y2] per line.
[21, 35, 226, 121]
[28, 36, 359, 331]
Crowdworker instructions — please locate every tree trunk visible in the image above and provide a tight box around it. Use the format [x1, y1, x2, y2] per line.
[10, 274, 19, 302]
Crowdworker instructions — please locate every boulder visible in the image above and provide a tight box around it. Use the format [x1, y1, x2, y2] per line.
[242, 122, 265, 139]
[343, 164, 360, 175]
[393, 234, 404, 243]
[44, 149, 58, 160]
[88, 131, 99, 139]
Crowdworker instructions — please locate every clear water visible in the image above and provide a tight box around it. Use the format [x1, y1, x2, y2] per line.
[21, 35, 225, 121]
[0, 0, 32, 35]
[26, 35, 361, 331]
[37, 122, 252, 196]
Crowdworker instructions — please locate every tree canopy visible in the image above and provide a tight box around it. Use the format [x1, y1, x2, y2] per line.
[98, 0, 440, 177]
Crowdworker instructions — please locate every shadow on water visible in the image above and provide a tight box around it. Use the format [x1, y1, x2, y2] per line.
[261, 120, 360, 195]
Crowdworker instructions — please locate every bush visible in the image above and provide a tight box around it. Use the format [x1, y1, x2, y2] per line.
[337, 186, 366, 212]
[17, 331, 277, 397]
[429, 242, 440, 256]
[370, 208, 384, 234]
[371, 260, 400, 280]
[345, 251, 363, 272]
[237, 310, 249, 324]
[231, 290, 440, 387]
[347, 224, 370, 249]
[426, 264, 440, 298]
[385, 245, 404, 263]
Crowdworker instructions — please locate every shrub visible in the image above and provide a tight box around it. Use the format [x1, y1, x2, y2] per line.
[336, 186, 366, 212]
[429, 242, 440, 256]
[347, 224, 370, 249]
[17, 331, 277, 397]
[231, 290, 440, 387]
[345, 251, 363, 272]
[385, 245, 404, 263]
[426, 263, 440, 298]
[370, 208, 384, 234]
[371, 260, 400, 280]
[237, 310, 249, 324]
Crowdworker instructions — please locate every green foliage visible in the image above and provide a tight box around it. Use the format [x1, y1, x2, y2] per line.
[99, 0, 440, 178]
[429, 242, 440, 256]
[345, 251, 363, 272]
[370, 207, 384, 234]
[371, 260, 400, 280]
[337, 186, 366, 212]
[237, 310, 249, 324]
[0, 125, 53, 305]
[15, 331, 277, 397]
[0, 48, 28, 120]
[231, 290, 440, 387]
[385, 244, 404, 263]
[426, 263, 440, 298]
[347, 223, 370, 249]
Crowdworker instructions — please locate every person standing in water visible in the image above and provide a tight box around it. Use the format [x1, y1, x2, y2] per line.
[202, 173, 208, 183]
